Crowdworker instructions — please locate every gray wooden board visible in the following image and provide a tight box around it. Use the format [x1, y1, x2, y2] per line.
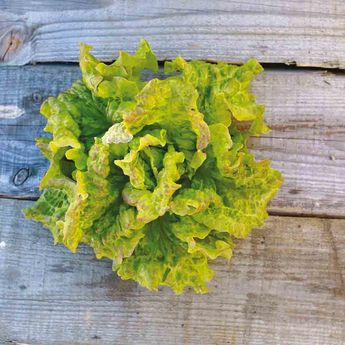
[0, 65, 345, 216]
[0, 198, 344, 345]
[1, 0, 345, 67]
[0, 0, 113, 14]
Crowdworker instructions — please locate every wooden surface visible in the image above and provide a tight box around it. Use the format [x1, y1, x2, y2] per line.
[1, 0, 345, 67]
[1, 1, 345, 344]
[0, 65, 344, 216]
[0, 199, 344, 345]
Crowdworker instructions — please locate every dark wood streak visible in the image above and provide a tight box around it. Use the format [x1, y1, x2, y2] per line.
[323, 220, 345, 298]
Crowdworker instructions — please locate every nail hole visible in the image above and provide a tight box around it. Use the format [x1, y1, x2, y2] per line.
[32, 93, 42, 103]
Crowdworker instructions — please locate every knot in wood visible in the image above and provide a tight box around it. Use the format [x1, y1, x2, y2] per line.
[13, 167, 30, 186]
[0, 22, 28, 62]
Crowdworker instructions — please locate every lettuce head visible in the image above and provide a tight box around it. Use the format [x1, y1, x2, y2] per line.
[24, 40, 282, 294]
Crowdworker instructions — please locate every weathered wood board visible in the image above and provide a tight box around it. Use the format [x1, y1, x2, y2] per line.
[1, 0, 345, 67]
[1, 65, 344, 216]
[0, 199, 344, 345]
[1, 2, 345, 344]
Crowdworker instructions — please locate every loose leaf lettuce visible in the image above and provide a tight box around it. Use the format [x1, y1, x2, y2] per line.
[24, 39, 282, 294]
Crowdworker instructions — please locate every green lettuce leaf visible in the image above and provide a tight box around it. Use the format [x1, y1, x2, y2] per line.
[114, 129, 167, 189]
[23, 188, 70, 243]
[24, 39, 283, 294]
[117, 216, 215, 294]
[122, 146, 185, 223]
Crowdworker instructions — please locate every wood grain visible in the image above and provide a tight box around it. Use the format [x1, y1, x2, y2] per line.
[0, 65, 76, 199]
[1, 0, 345, 67]
[1, 65, 344, 216]
[0, 198, 344, 345]
[1, 0, 112, 15]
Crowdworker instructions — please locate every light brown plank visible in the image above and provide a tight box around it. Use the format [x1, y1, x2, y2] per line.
[1, 65, 344, 216]
[1, 0, 345, 67]
[0, 198, 344, 345]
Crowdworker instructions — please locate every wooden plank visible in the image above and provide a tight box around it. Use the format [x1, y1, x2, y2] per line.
[1, 65, 344, 216]
[1, 0, 345, 67]
[0, 0, 113, 14]
[0, 65, 78, 199]
[0, 198, 344, 345]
